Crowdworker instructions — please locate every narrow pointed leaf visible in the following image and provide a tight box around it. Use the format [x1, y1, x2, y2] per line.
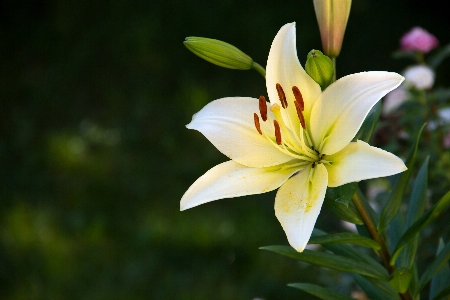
[430, 239, 450, 299]
[353, 274, 401, 300]
[399, 157, 429, 268]
[389, 212, 404, 254]
[354, 102, 382, 143]
[410, 262, 419, 298]
[288, 283, 354, 300]
[356, 224, 371, 239]
[312, 229, 386, 273]
[416, 241, 450, 294]
[330, 182, 358, 207]
[260, 246, 390, 280]
[391, 191, 450, 265]
[324, 191, 364, 224]
[431, 286, 450, 300]
[379, 124, 425, 232]
[309, 232, 380, 250]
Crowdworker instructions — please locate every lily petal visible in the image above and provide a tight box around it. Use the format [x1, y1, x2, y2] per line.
[266, 23, 321, 130]
[310, 72, 404, 155]
[181, 160, 299, 211]
[187, 97, 293, 167]
[326, 140, 407, 187]
[274, 164, 328, 252]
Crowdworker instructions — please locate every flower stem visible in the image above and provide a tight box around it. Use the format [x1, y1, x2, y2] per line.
[352, 191, 413, 300]
[331, 56, 336, 83]
[252, 61, 266, 78]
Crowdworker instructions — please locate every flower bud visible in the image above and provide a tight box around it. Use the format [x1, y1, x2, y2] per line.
[313, 0, 352, 57]
[184, 37, 253, 70]
[305, 49, 334, 89]
[389, 268, 412, 293]
[400, 27, 439, 53]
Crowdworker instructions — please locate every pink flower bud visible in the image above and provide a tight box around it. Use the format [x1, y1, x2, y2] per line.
[400, 27, 439, 53]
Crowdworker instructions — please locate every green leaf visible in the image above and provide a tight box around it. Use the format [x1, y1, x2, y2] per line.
[288, 283, 354, 300]
[353, 274, 401, 300]
[390, 191, 450, 266]
[399, 157, 429, 268]
[389, 212, 404, 254]
[331, 182, 358, 207]
[410, 262, 419, 297]
[431, 285, 450, 300]
[378, 124, 425, 232]
[416, 241, 450, 295]
[430, 239, 450, 300]
[324, 191, 363, 225]
[260, 245, 390, 280]
[389, 268, 412, 293]
[309, 232, 380, 250]
[312, 229, 386, 273]
[354, 102, 382, 143]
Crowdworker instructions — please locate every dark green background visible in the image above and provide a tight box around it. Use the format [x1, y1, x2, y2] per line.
[1, 0, 449, 299]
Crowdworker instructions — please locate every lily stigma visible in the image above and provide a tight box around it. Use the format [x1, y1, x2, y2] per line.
[180, 23, 407, 252]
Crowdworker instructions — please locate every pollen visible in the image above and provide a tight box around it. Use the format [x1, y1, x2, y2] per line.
[254, 113, 262, 135]
[276, 83, 288, 108]
[274, 120, 282, 145]
[259, 96, 268, 121]
[292, 86, 304, 111]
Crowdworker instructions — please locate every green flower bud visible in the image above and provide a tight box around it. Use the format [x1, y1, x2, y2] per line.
[389, 268, 412, 293]
[305, 49, 334, 89]
[184, 37, 253, 70]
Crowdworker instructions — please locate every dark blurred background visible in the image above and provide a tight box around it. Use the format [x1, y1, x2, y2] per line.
[1, 0, 449, 299]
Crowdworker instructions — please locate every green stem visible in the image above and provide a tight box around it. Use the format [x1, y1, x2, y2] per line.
[352, 191, 413, 300]
[419, 90, 431, 147]
[331, 56, 336, 83]
[252, 62, 266, 78]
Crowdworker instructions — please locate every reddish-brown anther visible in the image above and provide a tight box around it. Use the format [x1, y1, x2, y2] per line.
[292, 86, 304, 111]
[294, 101, 306, 129]
[276, 83, 288, 108]
[274, 120, 282, 145]
[259, 96, 268, 121]
[254, 113, 262, 135]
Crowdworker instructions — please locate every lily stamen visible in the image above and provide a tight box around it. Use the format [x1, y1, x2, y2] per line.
[274, 120, 282, 145]
[294, 100, 306, 129]
[276, 83, 288, 108]
[270, 104, 300, 149]
[259, 96, 268, 121]
[292, 86, 304, 111]
[254, 113, 262, 135]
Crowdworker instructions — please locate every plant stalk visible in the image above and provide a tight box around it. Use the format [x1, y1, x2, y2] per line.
[352, 191, 413, 300]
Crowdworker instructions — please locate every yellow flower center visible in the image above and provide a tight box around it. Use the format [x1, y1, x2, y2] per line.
[253, 84, 329, 168]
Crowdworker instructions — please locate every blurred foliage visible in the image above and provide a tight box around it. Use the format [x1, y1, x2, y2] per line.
[1, 0, 450, 299]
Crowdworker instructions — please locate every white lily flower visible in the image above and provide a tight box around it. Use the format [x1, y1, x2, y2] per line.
[180, 23, 407, 252]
